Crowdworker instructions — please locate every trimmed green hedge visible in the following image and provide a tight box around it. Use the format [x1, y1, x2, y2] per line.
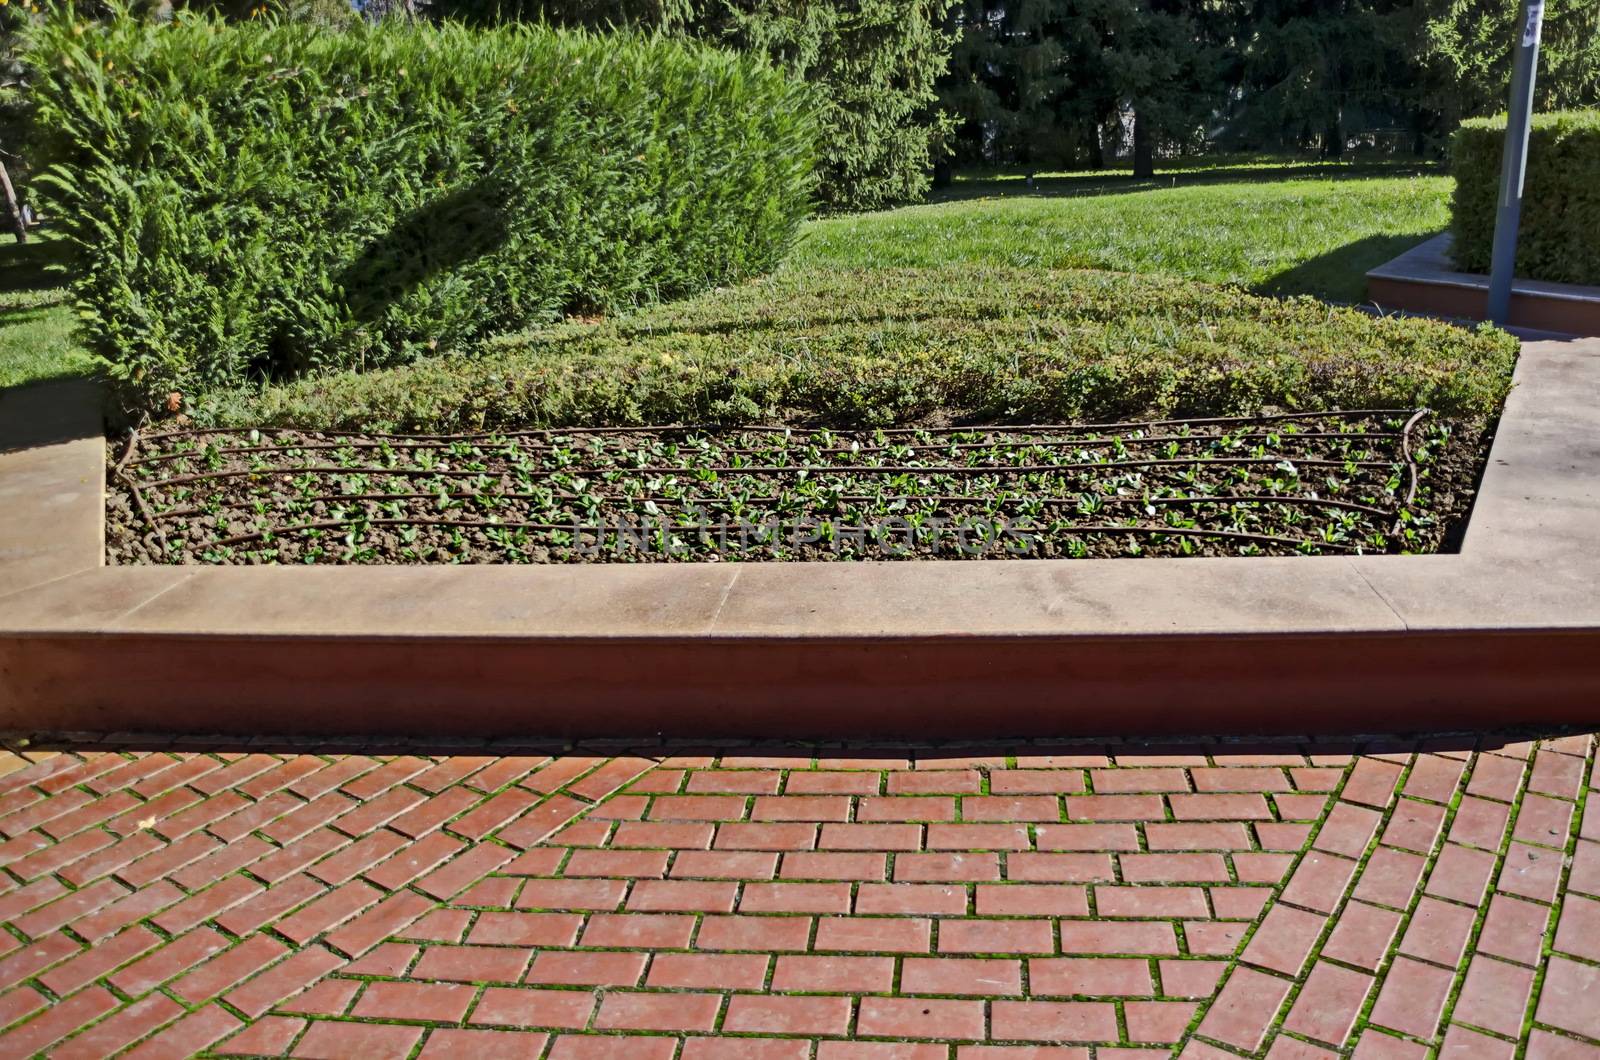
[1450, 110, 1600, 284]
[433, 0, 957, 213]
[23, 10, 816, 413]
[195, 265, 1520, 432]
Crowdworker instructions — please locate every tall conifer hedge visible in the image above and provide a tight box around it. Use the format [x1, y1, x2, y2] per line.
[23, 9, 816, 412]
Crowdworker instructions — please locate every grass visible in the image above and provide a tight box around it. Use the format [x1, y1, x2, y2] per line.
[193, 265, 1517, 434]
[792, 161, 1451, 303]
[0, 232, 93, 391]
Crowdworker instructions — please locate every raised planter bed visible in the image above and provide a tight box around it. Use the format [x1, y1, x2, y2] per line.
[3, 337, 1599, 738]
[104, 411, 1468, 565]
[1366, 233, 1600, 336]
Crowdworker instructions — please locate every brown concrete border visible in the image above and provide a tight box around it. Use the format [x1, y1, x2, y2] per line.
[1366, 233, 1600, 336]
[2, 337, 1598, 737]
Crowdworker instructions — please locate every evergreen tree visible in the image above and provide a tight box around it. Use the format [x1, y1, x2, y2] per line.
[940, 0, 1082, 167]
[1422, 0, 1600, 127]
[1094, 0, 1229, 176]
[711, 1, 957, 210]
[1230, 0, 1420, 156]
[942, 0, 1230, 176]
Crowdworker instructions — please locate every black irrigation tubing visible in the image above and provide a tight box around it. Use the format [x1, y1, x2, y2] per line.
[136, 455, 1405, 491]
[136, 407, 1427, 444]
[204, 517, 1359, 553]
[134, 452, 1407, 505]
[126, 483, 169, 555]
[109, 426, 172, 554]
[114, 452, 170, 558]
[1398, 409, 1430, 506]
[147, 490, 1399, 522]
[122, 429, 1409, 468]
[111, 429, 141, 477]
[1384, 408, 1433, 537]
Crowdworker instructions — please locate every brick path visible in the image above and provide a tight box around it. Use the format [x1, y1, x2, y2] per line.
[1, 732, 1596, 1059]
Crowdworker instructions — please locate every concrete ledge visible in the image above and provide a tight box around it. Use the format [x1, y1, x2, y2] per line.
[0, 379, 105, 596]
[2, 338, 1598, 737]
[1366, 233, 1600, 336]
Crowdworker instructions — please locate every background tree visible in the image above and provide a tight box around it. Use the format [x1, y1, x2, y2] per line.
[713, 1, 957, 209]
[941, 0, 1231, 177]
[1421, 0, 1600, 128]
[1226, 0, 1420, 156]
[1098, 0, 1230, 177]
[940, 0, 1082, 168]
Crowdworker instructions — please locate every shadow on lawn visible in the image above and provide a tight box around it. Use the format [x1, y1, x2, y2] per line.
[0, 232, 73, 352]
[933, 159, 1440, 205]
[1254, 231, 1437, 302]
[0, 376, 104, 454]
[0, 233, 97, 400]
[0, 234, 72, 302]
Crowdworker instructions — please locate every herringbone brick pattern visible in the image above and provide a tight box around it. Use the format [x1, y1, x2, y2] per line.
[0, 732, 1595, 1058]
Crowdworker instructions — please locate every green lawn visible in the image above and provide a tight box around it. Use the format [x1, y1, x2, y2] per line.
[0, 233, 93, 391]
[793, 163, 1451, 303]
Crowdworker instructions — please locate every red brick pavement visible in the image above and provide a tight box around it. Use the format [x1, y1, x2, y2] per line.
[0, 731, 1595, 1057]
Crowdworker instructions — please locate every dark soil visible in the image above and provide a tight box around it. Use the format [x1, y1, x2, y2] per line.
[105, 411, 1492, 565]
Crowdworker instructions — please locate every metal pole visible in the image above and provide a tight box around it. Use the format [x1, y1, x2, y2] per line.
[1485, 0, 1544, 325]
[0, 159, 25, 244]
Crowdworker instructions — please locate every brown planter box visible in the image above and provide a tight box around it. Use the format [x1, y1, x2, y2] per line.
[1366, 234, 1600, 336]
[4, 334, 1600, 739]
